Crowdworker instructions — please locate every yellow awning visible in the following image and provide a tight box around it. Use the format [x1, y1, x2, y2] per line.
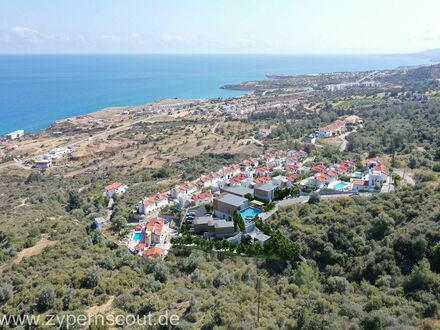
[251, 200, 264, 206]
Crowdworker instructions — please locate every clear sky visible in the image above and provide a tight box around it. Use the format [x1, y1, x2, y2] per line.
[1, 0, 440, 54]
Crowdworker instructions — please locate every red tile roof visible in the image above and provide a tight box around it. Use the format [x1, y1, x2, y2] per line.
[192, 191, 213, 201]
[255, 167, 269, 174]
[315, 173, 330, 182]
[143, 194, 167, 205]
[229, 173, 247, 184]
[105, 182, 125, 191]
[285, 164, 300, 172]
[285, 157, 298, 164]
[254, 176, 271, 184]
[143, 247, 163, 259]
[287, 173, 299, 182]
[325, 169, 338, 177]
[353, 179, 368, 186]
[319, 120, 346, 132]
[267, 162, 276, 168]
[134, 243, 146, 251]
[146, 217, 165, 230]
[311, 165, 327, 172]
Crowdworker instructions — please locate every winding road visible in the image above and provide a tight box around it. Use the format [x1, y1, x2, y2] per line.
[339, 129, 356, 152]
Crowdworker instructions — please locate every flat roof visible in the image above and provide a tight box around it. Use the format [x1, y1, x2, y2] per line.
[255, 182, 276, 192]
[215, 193, 247, 207]
[214, 219, 235, 228]
[222, 186, 253, 197]
[255, 233, 271, 241]
[193, 215, 212, 225]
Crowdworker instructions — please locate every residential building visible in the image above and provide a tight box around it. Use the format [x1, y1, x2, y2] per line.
[104, 182, 128, 198]
[5, 130, 24, 140]
[253, 176, 272, 185]
[193, 216, 213, 233]
[302, 135, 316, 144]
[193, 215, 236, 237]
[143, 247, 164, 259]
[34, 159, 52, 169]
[352, 179, 369, 192]
[213, 194, 249, 221]
[344, 115, 363, 124]
[285, 164, 301, 172]
[310, 164, 327, 173]
[221, 186, 254, 198]
[271, 175, 290, 189]
[192, 191, 213, 207]
[254, 182, 276, 202]
[316, 120, 346, 137]
[138, 193, 169, 215]
[229, 173, 250, 186]
[145, 216, 169, 244]
[286, 173, 300, 184]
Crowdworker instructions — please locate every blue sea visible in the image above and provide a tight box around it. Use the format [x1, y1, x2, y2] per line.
[0, 54, 432, 135]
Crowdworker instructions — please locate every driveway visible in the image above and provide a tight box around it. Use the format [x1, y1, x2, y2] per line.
[339, 129, 356, 152]
[381, 176, 395, 193]
[395, 170, 415, 186]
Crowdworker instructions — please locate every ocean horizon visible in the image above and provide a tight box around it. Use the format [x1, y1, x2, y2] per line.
[0, 54, 432, 135]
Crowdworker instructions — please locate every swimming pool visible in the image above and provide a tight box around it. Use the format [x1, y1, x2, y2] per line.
[240, 207, 262, 220]
[333, 181, 350, 190]
[133, 232, 142, 241]
[354, 172, 363, 179]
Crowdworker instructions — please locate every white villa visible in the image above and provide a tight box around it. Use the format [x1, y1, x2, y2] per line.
[104, 182, 128, 198]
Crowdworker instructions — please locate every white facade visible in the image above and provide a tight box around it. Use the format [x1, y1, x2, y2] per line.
[5, 130, 24, 140]
[34, 159, 52, 169]
[105, 184, 128, 198]
[138, 196, 169, 215]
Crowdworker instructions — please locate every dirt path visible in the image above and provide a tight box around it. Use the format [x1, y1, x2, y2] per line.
[85, 296, 115, 316]
[12, 198, 28, 209]
[13, 237, 58, 265]
[338, 129, 356, 152]
[0, 236, 58, 272]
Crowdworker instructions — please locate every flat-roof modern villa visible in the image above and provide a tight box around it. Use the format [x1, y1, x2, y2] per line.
[213, 194, 249, 221]
[120, 147, 390, 258]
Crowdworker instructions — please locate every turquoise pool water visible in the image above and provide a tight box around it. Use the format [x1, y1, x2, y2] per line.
[240, 207, 262, 220]
[354, 172, 363, 179]
[133, 232, 142, 241]
[333, 181, 350, 190]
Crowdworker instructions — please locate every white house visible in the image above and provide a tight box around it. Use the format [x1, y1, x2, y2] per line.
[104, 182, 128, 198]
[192, 191, 213, 207]
[316, 120, 346, 137]
[5, 130, 24, 140]
[34, 159, 52, 169]
[138, 193, 169, 215]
